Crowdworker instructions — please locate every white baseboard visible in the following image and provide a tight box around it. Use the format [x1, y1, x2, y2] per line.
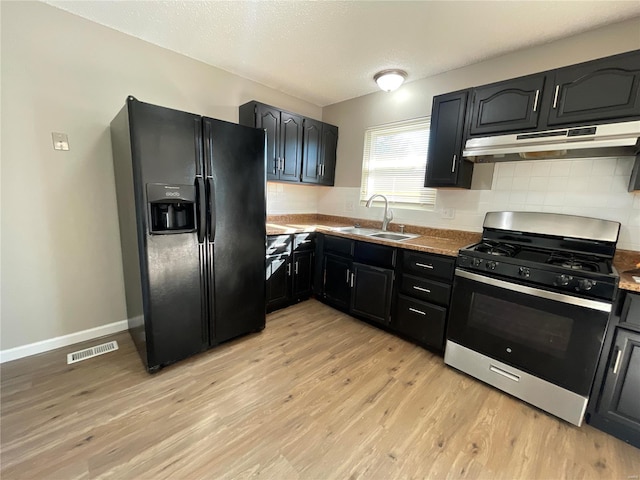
[0, 320, 129, 364]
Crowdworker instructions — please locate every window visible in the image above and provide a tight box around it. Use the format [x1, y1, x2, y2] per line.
[360, 118, 436, 209]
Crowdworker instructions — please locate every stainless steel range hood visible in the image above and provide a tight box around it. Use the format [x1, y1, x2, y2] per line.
[463, 120, 640, 162]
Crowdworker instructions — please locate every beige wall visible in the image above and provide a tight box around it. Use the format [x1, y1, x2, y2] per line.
[320, 18, 640, 250]
[0, 1, 322, 350]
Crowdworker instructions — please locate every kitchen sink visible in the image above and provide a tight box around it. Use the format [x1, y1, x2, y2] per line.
[331, 226, 420, 242]
[368, 232, 418, 241]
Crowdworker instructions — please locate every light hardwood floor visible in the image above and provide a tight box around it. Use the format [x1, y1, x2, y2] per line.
[2, 299, 639, 479]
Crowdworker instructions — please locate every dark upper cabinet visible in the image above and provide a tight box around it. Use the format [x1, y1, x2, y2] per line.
[255, 104, 280, 181]
[319, 123, 338, 186]
[239, 102, 301, 183]
[424, 91, 473, 188]
[469, 74, 546, 135]
[280, 112, 303, 182]
[301, 118, 322, 183]
[547, 52, 640, 126]
[240, 101, 338, 185]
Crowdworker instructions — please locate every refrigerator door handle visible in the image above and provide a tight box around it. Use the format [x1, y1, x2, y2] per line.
[207, 177, 216, 242]
[196, 177, 206, 244]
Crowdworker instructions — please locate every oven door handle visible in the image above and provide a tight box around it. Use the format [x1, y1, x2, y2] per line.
[455, 268, 612, 313]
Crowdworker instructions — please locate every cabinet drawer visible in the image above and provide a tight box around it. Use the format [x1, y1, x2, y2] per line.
[403, 250, 454, 280]
[267, 235, 292, 255]
[354, 241, 396, 269]
[294, 232, 315, 251]
[325, 235, 354, 257]
[401, 274, 451, 306]
[395, 295, 447, 350]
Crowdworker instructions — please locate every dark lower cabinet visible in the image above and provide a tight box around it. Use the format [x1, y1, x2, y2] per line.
[292, 250, 314, 298]
[395, 294, 447, 350]
[588, 291, 640, 448]
[351, 263, 394, 325]
[266, 233, 315, 313]
[323, 253, 352, 310]
[392, 250, 455, 352]
[266, 254, 291, 312]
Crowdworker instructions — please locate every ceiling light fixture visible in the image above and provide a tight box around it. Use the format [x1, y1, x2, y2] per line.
[374, 69, 407, 92]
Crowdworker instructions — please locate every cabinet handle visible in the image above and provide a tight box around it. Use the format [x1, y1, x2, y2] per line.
[346, 268, 350, 283]
[533, 89, 540, 112]
[409, 307, 426, 316]
[295, 261, 299, 275]
[350, 272, 355, 288]
[322, 164, 325, 176]
[553, 85, 560, 109]
[415, 263, 434, 269]
[273, 243, 287, 248]
[287, 262, 291, 276]
[317, 164, 321, 177]
[612, 348, 622, 374]
[451, 154, 456, 173]
[412, 286, 431, 293]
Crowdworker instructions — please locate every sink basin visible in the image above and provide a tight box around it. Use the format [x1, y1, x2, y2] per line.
[331, 226, 420, 242]
[368, 232, 418, 241]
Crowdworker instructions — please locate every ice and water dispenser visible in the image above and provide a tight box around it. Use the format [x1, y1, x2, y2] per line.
[146, 183, 197, 234]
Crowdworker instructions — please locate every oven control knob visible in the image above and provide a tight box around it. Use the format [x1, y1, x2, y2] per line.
[518, 267, 530, 278]
[556, 274, 572, 286]
[578, 279, 594, 291]
[472, 258, 483, 267]
[486, 261, 497, 270]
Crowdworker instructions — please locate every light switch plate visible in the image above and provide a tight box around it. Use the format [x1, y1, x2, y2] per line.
[52, 132, 69, 151]
[441, 208, 455, 219]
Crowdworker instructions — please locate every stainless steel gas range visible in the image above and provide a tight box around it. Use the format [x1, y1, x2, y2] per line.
[445, 211, 620, 426]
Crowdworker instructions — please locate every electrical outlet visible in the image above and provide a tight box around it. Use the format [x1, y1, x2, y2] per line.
[441, 208, 455, 219]
[52, 132, 69, 151]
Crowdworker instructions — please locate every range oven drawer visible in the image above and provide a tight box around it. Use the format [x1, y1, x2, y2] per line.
[395, 294, 447, 350]
[444, 340, 589, 426]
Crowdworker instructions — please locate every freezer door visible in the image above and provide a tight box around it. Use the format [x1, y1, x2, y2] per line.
[128, 98, 207, 368]
[203, 117, 266, 344]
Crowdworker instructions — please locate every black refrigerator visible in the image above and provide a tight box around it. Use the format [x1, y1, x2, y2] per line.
[110, 96, 266, 372]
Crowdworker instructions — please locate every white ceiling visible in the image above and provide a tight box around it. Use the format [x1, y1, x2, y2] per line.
[44, 1, 640, 107]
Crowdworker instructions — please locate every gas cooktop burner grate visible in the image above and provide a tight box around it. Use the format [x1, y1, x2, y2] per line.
[474, 241, 520, 257]
[546, 252, 601, 273]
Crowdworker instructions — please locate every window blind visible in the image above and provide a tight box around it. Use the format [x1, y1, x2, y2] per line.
[360, 118, 436, 208]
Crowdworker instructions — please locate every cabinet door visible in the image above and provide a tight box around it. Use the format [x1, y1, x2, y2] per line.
[280, 112, 303, 182]
[597, 329, 640, 440]
[323, 254, 352, 311]
[350, 263, 393, 325]
[301, 118, 322, 183]
[319, 123, 338, 186]
[547, 52, 640, 126]
[256, 104, 281, 181]
[266, 254, 291, 312]
[424, 91, 471, 188]
[469, 74, 545, 135]
[293, 250, 314, 299]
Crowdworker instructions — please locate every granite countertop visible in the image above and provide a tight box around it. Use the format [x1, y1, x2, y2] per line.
[267, 214, 640, 293]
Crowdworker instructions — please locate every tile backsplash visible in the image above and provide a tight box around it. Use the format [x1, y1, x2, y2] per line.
[268, 157, 639, 251]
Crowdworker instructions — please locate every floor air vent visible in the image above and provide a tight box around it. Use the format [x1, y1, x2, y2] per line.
[67, 341, 119, 364]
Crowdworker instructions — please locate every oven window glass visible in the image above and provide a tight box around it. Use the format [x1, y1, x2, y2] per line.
[468, 293, 573, 359]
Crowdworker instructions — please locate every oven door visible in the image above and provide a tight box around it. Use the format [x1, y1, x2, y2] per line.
[447, 269, 611, 396]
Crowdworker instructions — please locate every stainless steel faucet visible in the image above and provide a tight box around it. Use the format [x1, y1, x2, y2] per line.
[365, 194, 393, 231]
